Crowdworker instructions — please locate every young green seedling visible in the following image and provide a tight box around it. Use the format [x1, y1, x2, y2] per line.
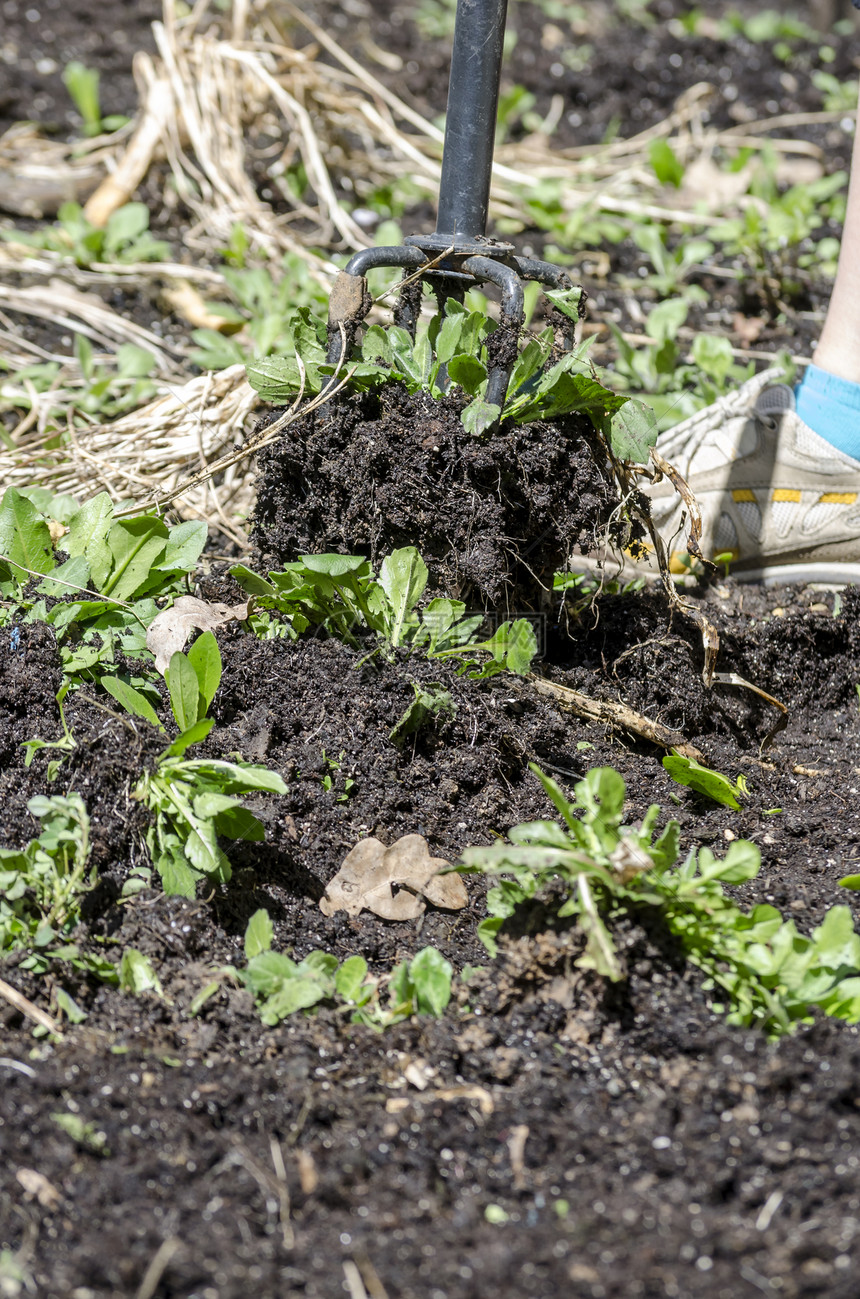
[133, 633, 287, 897]
[230, 546, 538, 679]
[237, 908, 454, 1027]
[0, 202, 168, 267]
[62, 61, 128, 135]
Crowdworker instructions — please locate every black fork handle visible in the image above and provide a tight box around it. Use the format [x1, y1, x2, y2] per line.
[436, 0, 509, 242]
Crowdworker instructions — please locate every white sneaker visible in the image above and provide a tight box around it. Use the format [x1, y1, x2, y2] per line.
[639, 368, 860, 584]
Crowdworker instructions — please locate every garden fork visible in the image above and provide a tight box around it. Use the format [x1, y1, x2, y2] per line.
[325, 0, 578, 411]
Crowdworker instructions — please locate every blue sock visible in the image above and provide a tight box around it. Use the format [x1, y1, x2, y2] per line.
[794, 363, 860, 461]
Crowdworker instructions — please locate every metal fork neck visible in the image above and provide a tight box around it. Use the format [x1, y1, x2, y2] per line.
[436, 0, 509, 241]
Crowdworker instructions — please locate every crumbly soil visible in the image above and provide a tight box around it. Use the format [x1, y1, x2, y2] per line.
[4, 3, 860, 1299]
[252, 386, 616, 606]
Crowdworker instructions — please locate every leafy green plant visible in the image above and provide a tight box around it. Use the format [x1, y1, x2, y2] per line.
[604, 297, 759, 427]
[51, 1109, 110, 1155]
[662, 749, 748, 809]
[246, 297, 658, 461]
[0, 794, 92, 955]
[515, 180, 629, 253]
[62, 60, 129, 136]
[231, 547, 538, 678]
[812, 71, 859, 114]
[240, 908, 454, 1027]
[1, 491, 287, 898]
[1, 488, 207, 699]
[495, 83, 540, 145]
[605, 300, 705, 426]
[132, 634, 288, 897]
[20, 682, 77, 780]
[390, 684, 456, 745]
[717, 8, 818, 45]
[649, 140, 685, 188]
[0, 790, 119, 998]
[118, 948, 164, 996]
[707, 172, 847, 304]
[0, 202, 168, 267]
[456, 764, 860, 1036]
[629, 225, 713, 300]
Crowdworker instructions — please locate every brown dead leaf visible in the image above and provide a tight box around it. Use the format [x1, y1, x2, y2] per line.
[774, 156, 824, 188]
[146, 595, 252, 675]
[320, 834, 467, 920]
[678, 155, 756, 211]
[609, 836, 655, 884]
[732, 313, 766, 346]
[16, 1167, 63, 1209]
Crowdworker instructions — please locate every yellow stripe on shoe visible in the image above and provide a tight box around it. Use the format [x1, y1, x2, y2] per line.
[772, 489, 801, 502]
[732, 489, 757, 502]
[819, 492, 858, 504]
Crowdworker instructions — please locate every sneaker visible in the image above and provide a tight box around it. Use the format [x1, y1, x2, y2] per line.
[638, 368, 860, 584]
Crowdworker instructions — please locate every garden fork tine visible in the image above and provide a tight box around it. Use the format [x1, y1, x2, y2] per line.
[326, 0, 577, 412]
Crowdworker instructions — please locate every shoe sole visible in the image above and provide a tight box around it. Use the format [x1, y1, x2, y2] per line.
[566, 554, 860, 588]
[740, 562, 860, 586]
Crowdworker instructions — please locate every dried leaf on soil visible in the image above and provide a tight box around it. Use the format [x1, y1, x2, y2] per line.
[320, 834, 467, 920]
[146, 595, 252, 675]
[16, 1168, 63, 1209]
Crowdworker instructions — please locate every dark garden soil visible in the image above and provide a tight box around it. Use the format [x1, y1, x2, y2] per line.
[4, 3, 860, 1298]
[252, 386, 617, 607]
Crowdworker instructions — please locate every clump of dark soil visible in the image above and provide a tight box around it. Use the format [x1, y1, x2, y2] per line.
[252, 384, 617, 606]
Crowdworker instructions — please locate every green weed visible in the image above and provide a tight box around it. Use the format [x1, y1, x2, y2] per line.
[456, 763, 860, 1036]
[812, 71, 860, 114]
[132, 632, 287, 897]
[63, 61, 128, 136]
[0, 793, 120, 994]
[707, 171, 847, 304]
[0, 793, 92, 953]
[0, 488, 207, 702]
[629, 226, 713, 300]
[247, 296, 658, 460]
[517, 180, 629, 252]
[319, 749, 357, 800]
[662, 750, 747, 809]
[1, 201, 168, 267]
[51, 1109, 110, 1155]
[717, 9, 819, 45]
[0, 339, 158, 435]
[230, 546, 538, 678]
[239, 908, 453, 1027]
[188, 253, 329, 369]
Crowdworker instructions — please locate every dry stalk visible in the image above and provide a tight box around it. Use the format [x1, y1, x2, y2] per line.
[0, 975, 62, 1036]
[528, 674, 704, 762]
[0, 363, 258, 544]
